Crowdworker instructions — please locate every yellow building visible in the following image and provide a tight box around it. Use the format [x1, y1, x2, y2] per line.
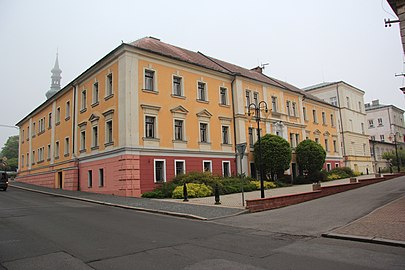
[16, 37, 342, 196]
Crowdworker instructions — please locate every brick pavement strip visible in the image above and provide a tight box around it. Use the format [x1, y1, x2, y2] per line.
[323, 196, 405, 247]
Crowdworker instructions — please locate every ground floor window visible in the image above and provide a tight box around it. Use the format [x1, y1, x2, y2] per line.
[222, 161, 230, 177]
[250, 162, 257, 179]
[175, 160, 185, 176]
[203, 160, 212, 173]
[99, 168, 104, 187]
[88, 170, 92, 188]
[326, 163, 331, 171]
[335, 163, 340, 168]
[154, 159, 166, 182]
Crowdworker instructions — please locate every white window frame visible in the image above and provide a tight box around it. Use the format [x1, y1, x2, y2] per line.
[88, 170, 93, 188]
[219, 87, 228, 105]
[80, 130, 86, 151]
[64, 137, 70, 155]
[271, 96, 277, 112]
[106, 73, 113, 97]
[222, 161, 231, 177]
[56, 107, 61, 123]
[144, 68, 157, 92]
[222, 125, 230, 144]
[326, 163, 332, 172]
[172, 75, 183, 97]
[173, 119, 184, 141]
[92, 125, 99, 148]
[105, 120, 113, 144]
[55, 141, 60, 158]
[99, 168, 104, 187]
[197, 81, 207, 101]
[93, 81, 99, 104]
[145, 115, 156, 139]
[202, 160, 212, 173]
[174, 160, 186, 176]
[154, 159, 166, 183]
[199, 122, 210, 143]
[65, 101, 71, 120]
[81, 89, 87, 111]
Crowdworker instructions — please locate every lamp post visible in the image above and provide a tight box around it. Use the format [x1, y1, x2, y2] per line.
[389, 132, 401, 173]
[247, 101, 269, 199]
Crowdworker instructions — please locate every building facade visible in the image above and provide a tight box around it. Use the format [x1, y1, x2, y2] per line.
[365, 99, 405, 171]
[304, 81, 373, 174]
[17, 37, 342, 196]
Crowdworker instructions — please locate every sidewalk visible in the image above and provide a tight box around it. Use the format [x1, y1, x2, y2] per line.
[323, 195, 405, 247]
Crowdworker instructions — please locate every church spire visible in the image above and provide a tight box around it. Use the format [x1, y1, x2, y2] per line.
[46, 51, 62, 99]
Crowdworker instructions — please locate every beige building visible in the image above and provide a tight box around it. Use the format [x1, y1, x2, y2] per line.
[304, 81, 373, 174]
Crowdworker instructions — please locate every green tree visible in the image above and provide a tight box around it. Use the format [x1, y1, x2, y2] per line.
[382, 150, 405, 167]
[254, 134, 292, 180]
[296, 139, 326, 176]
[1, 135, 19, 171]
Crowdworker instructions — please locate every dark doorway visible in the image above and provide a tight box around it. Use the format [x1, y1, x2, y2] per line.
[250, 162, 257, 179]
[292, 163, 297, 179]
[58, 171, 63, 189]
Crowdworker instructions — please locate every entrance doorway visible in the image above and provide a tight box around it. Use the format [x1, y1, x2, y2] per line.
[58, 171, 63, 189]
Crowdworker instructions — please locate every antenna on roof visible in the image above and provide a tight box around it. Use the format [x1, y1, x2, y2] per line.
[261, 63, 269, 70]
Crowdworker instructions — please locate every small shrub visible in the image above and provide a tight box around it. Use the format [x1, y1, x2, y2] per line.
[250, 180, 277, 189]
[307, 171, 327, 182]
[141, 190, 165, 198]
[172, 183, 213, 199]
[294, 175, 311, 185]
[327, 173, 341, 181]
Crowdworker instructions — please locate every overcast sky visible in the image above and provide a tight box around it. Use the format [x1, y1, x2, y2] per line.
[0, 0, 404, 150]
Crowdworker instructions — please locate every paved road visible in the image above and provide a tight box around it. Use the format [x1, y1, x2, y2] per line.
[1, 184, 404, 269]
[214, 175, 405, 236]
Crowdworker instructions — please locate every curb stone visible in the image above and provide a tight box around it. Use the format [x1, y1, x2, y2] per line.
[321, 232, 405, 248]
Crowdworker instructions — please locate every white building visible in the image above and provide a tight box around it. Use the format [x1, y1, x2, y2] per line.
[303, 81, 373, 174]
[365, 99, 405, 171]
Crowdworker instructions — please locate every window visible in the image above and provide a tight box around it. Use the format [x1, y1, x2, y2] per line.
[81, 90, 87, 111]
[200, 123, 208, 143]
[26, 153, 29, 166]
[271, 96, 277, 112]
[322, 112, 326, 125]
[222, 161, 231, 177]
[380, 135, 384, 142]
[88, 170, 92, 188]
[47, 144, 51, 160]
[303, 107, 307, 121]
[358, 101, 362, 112]
[64, 137, 70, 155]
[330, 114, 335, 127]
[378, 118, 383, 126]
[315, 138, 319, 144]
[174, 120, 183, 141]
[80, 131, 86, 151]
[325, 139, 329, 152]
[330, 96, 337, 106]
[55, 141, 60, 158]
[144, 69, 155, 91]
[38, 147, 44, 162]
[203, 160, 212, 173]
[154, 159, 166, 183]
[106, 73, 113, 96]
[220, 87, 227, 105]
[222, 126, 229, 144]
[27, 126, 29, 140]
[286, 101, 291, 116]
[21, 129, 24, 142]
[295, 134, 299, 147]
[253, 92, 258, 106]
[92, 126, 99, 148]
[56, 107, 61, 123]
[66, 101, 70, 119]
[290, 133, 294, 147]
[197, 82, 207, 101]
[346, 97, 350, 109]
[312, 109, 317, 123]
[32, 150, 35, 164]
[370, 135, 376, 141]
[175, 160, 185, 176]
[292, 102, 297, 116]
[368, 119, 374, 128]
[39, 118, 45, 133]
[335, 163, 340, 168]
[21, 155, 24, 168]
[327, 163, 332, 172]
[363, 143, 366, 155]
[93, 82, 99, 104]
[246, 90, 251, 107]
[106, 120, 113, 144]
[32, 123, 36, 136]
[333, 140, 337, 152]
[173, 76, 182, 96]
[48, 113, 52, 129]
[99, 168, 104, 187]
[248, 127, 254, 147]
[145, 116, 155, 138]
[361, 123, 365, 134]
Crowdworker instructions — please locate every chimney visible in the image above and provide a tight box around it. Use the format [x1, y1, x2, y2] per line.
[251, 66, 263, 73]
[371, 100, 379, 106]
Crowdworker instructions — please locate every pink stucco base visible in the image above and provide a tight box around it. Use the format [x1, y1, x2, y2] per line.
[17, 154, 236, 197]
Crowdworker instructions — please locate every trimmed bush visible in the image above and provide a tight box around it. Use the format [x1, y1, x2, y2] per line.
[250, 180, 277, 189]
[141, 190, 165, 198]
[172, 183, 213, 199]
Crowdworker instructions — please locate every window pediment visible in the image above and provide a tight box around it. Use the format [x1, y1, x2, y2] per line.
[313, 129, 321, 135]
[89, 114, 100, 122]
[196, 109, 212, 119]
[170, 105, 189, 114]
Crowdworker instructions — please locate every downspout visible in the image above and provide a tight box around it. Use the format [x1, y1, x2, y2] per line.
[72, 84, 80, 191]
[336, 83, 346, 166]
[231, 75, 238, 175]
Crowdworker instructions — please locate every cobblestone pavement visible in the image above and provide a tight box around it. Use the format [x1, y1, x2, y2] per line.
[324, 195, 405, 247]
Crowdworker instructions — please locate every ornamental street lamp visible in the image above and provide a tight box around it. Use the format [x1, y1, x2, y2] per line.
[247, 101, 269, 198]
[389, 132, 401, 173]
